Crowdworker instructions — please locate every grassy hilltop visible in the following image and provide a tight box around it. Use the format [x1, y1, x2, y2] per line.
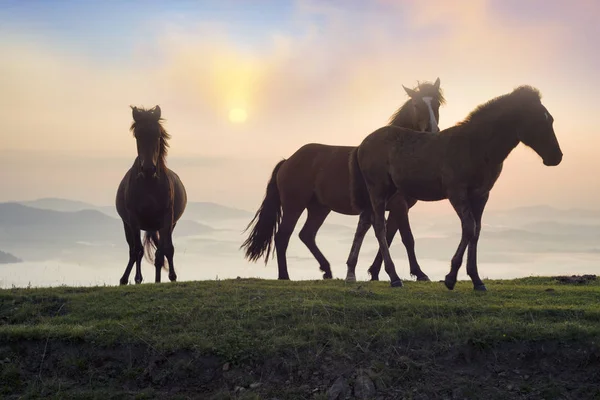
[1, 277, 599, 399]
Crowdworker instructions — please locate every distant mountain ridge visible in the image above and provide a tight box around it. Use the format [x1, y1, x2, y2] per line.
[1, 198, 600, 272]
[16, 198, 600, 222]
[0, 202, 214, 253]
[19, 198, 101, 213]
[0, 250, 22, 264]
[17, 197, 253, 221]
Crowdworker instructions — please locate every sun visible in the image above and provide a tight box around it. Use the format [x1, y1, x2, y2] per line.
[228, 108, 248, 124]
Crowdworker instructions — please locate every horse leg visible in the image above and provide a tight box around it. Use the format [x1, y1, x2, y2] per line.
[159, 228, 177, 283]
[368, 191, 402, 287]
[133, 230, 144, 284]
[395, 198, 430, 281]
[152, 232, 164, 283]
[370, 197, 429, 282]
[154, 248, 164, 269]
[367, 214, 397, 281]
[345, 209, 372, 282]
[298, 202, 332, 279]
[466, 193, 489, 291]
[275, 208, 303, 280]
[445, 192, 476, 290]
[120, 223, 141, 285]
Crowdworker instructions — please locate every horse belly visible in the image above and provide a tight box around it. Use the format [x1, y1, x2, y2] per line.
[139, 219, 164, 232]
[314, 156, 358, 215]
[402, 179, 446, 202]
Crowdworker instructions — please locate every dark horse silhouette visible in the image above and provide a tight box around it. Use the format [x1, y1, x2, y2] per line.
[349, 86, 563, 289]
[116, 105, 187, 285]
[242, 79, 445, 281]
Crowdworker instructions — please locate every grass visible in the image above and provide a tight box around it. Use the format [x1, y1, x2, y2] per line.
[1, 277, 599, 399]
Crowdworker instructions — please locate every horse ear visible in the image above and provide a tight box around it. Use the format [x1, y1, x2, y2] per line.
[131, 106, 141, 122]
[434, 77, 440, 90]
[403, 85, 418, 98]
[152, 105, 161, 120]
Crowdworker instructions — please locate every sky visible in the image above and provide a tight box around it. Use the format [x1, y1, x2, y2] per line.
[1, 0, 599, 212]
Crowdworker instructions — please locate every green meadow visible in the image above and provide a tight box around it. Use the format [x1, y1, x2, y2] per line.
[1, 277, 599, 399]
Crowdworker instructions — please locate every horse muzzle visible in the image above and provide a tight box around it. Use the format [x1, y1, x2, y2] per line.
[543, 152, 563, 166]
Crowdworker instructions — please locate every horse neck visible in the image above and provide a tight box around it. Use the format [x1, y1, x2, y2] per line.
[157, 138, 169, 174]
[389, 103, 417, 130]
[467, 117, 520, 166]
[157, 152, 168, 174]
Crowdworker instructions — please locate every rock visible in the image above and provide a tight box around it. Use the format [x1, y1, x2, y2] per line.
[250, 382, 262, 389]
[327, 376, 349, 400]
[354, 373, 376, 399]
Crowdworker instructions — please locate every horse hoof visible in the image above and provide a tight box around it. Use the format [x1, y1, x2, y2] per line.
[417, 275, 431, 282]
[444, 276, 456, 290]
[474, 284, 487, 291]
[323, 272, 333, 280]
[278, 276, 290, 280]
[169, 274, 177, 282]
[390, 279, 403, 288]
[119, 278, 128, 286]
[370, 276, 379, 281]
[135, 279, 142, 285]
[345, 274, 356, 283]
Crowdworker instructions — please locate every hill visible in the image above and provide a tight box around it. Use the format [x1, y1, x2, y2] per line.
[19, 197, 104, 213]
[16, 197, 253, 221]
[0, 203, 214, 257]
[0, 250, 21, 264]
[0, 277, 599, 399]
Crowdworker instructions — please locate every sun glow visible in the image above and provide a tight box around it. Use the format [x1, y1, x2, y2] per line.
[228, 107, 248, 123]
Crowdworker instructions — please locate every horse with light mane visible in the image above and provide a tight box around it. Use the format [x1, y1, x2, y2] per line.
[349, 86, 563, 289]
[242, 78, 445, 281]
[116, 106, 187, 285]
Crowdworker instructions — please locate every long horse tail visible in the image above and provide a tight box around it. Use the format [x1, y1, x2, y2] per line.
[143, 230, 166, 270]
[241, 159, 286, 264]
[349, 147, 370, 212]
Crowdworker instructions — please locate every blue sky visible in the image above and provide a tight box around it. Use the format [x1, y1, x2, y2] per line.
[0, 0, 299, 60]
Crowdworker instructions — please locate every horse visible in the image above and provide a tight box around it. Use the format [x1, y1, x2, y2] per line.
[349, 85, 563, 289]
[115, 105, 187, 285]
[241, 78, 445, 281]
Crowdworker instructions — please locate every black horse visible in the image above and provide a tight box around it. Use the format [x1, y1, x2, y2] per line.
[116, 105, 187, 285]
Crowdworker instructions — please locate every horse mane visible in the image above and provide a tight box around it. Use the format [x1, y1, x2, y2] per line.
[458, 85, 542, 126]
[387, 80, 446, 127]
[129, 107, 171, 171]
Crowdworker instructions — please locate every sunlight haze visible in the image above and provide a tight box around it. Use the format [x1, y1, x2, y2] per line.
[1, 0, 599, 211]
[1, 0, 600, 289]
